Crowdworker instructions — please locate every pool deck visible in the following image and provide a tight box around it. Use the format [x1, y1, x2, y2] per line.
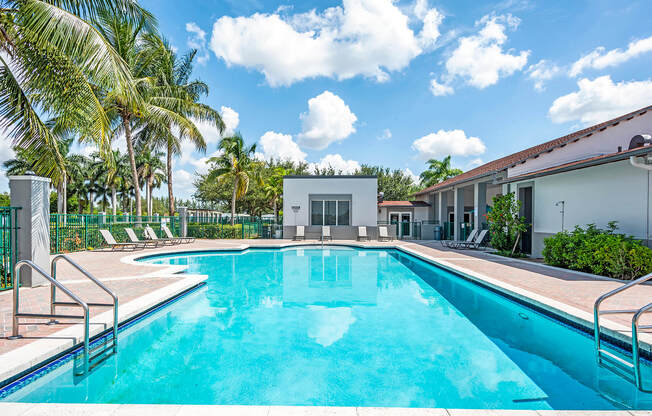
[2, 239, 652, 415]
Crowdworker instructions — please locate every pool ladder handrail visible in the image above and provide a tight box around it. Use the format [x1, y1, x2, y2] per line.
[9, 256, 119, 375]
[594, 271, 652, 391]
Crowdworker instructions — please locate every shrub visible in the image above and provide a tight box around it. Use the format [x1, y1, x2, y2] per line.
[486, 193, 528, 254]
[187, 223, 260, 239]
[542, 222, 652, 280]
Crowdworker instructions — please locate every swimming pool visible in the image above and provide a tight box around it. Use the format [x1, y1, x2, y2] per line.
[2, 246, 652, 409]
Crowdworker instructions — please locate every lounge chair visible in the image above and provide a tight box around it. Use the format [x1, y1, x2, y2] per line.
[293, 225, 305, 241]
[321, 226, 332, 241]
[378, 226, 391, 242]
[145, 226, 180, 245]
[357, 226, 368, 241]
[99, 229, 141, 251]
[125, 227, 159, 248]
[162, 224, 194, 244]
[442, 229, 478, 249]
[459, 229, 489, 249]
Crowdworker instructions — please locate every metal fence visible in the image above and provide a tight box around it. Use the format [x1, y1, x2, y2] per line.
[186, 219, 283, 240]
[50, 214, 180, 253]
[0, 207, 20, 291]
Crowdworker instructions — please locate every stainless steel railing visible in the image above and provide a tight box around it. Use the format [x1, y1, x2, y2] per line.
[594, 271, 652, 391]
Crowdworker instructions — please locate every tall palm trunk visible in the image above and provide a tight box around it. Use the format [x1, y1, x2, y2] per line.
[89, 190, 94, 214]
[111, 186, 117, 216]
[122, 114, 141, 217]
[167, 140, 175, 216]
[146, 176, 153, 217]
[231, 177, 238, 226]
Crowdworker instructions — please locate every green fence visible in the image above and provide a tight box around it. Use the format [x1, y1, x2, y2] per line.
[0, 207, 20, 291]
[50, 214, 180, 253]
[187, 220, 283, 240]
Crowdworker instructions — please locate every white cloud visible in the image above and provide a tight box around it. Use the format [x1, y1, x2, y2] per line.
[309, 154, 360, 174]
[179, 106, 239, 169]
[209, 0, 443, 86]
[219, 106, 240, 137]
[185, 22, 210, 65]
[172, 169, 196, 199]
[0, 134, 15, 193]
[412, 129, 486, 160]
[526, 59, 561, 91]
[570, 35, 652, 77]
[548, 76, 652, 125]
[467, 158, 484, 168]
[377, 128, 392, 141]
[429, 78, 454, 96]
[298, 91, 357, 150]
[257, 131, 307, 164]
[445, 14, 529, 89]
[404, 167, 420, 185]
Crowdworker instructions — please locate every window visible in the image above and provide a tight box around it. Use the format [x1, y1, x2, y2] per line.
[310, 199, 351, 226]
[311, 200, 323, 226]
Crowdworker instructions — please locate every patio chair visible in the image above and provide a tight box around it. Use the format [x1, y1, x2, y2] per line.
[162, 224, 195, 244]
[378, 226, 391, 242]
[99, 229, 141, 251]
[357, 226, 368, 241]
[293, 225, 305, 241]
[442, 229, 478, 249]
[125, 227, 159, 248]
[145, 226, 180, 245]
[321, 226, 332, 241]
[460, 229, 489, 250]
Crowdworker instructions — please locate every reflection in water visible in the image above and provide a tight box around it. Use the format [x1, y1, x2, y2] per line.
[4, 247, 652, 410]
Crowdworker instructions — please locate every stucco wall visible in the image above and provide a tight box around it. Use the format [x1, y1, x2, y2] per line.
[510, 160, 652, 256]
[283, 177, 378, 227]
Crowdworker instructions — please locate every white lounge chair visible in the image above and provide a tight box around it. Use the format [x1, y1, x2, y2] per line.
[357, 226, 368, 241]
[321, 226, 332, 241]
[99, 229, 140, 251]
[378, 226, 391, 242]
[460, 229, 489, 249]
[145, 226, 179, 245]
[294, 225, 305, 241]
[162, 224, 194, 244]
[125, 227, 159, 248]
[442, 229, 478, 249]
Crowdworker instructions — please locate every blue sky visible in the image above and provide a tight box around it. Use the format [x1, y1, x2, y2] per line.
[3, 0, 652, 199]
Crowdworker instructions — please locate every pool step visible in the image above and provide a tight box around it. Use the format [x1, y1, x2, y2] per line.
[73, 338, 116, 376]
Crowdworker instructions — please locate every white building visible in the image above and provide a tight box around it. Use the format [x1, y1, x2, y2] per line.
[283, 176, 379, 239]
[413, 105, 652, 257]
[377, 200, 430, 239]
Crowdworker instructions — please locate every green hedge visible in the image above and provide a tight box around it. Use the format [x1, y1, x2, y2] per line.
[543, 222, 652, 280]
[187, 223, 260, 239]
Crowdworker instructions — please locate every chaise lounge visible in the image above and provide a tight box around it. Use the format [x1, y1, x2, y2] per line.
[99, 229, 141, 251]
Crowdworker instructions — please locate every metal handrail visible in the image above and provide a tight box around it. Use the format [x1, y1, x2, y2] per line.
[632, 302, 652, 388]
[10, 260, 91, 373]
[594, 272, 652, 358]
[51, 254, 119, 352]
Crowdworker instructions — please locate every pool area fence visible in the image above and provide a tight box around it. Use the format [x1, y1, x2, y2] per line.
[0, 207, 20, 291]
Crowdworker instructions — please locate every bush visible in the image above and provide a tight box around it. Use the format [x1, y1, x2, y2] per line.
[486, 193, 528, 254]
[543, 222, 652, 280]
[187, 223, 260, 239]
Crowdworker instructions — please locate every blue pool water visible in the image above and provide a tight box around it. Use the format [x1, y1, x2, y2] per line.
[3, 246, 652, 409]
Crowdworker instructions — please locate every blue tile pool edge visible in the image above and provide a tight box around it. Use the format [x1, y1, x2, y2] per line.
[0, 281, 207, 397]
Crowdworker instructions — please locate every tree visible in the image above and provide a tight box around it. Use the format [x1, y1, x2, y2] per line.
[263, 167, 286, 222]
[356, 165, 420, 201]
[419, 156, 463, 188]
[207, 134, 261, 225]
[137, 147, 166, 216]
[486, 193, 528, 256]
[0, 0, 154, 184]
[135, 40, 224, 216]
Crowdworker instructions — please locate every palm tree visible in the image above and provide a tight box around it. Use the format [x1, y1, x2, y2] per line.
[263, 167, 286, 223]
[137, 147, 166, 216]
[135, 42, 224, 216]
[0, 1, 154, 184]
[419, 156, 464, 188]
[208, 134, 261, 226]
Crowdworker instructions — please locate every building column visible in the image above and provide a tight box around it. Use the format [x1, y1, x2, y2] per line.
[453, 187, 464, 241]
[431, 193, 438, 222]
[9, 175, 51, 287]
[438, 192, 448, 226]
[179, 206, 188, 237]
[473, 182, 487, 231]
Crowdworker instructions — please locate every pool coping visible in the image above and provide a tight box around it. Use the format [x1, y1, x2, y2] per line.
[122, 240, 652, 356]
[0, 273, 208, 385]
[0, 403, 647, 415]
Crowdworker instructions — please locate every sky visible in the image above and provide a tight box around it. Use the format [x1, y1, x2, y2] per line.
[2, 0, 652, 200]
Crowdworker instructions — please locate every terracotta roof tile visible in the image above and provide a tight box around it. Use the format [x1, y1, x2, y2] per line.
[378, 200, 430, 207]
[414, 105, 651, 195]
